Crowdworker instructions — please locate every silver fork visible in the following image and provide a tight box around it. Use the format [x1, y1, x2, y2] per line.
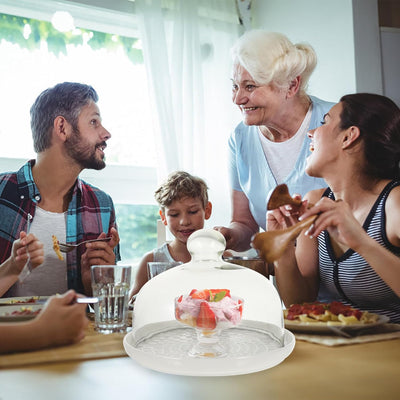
[58, 237, 111, 253]
[19, 213, 33, 283]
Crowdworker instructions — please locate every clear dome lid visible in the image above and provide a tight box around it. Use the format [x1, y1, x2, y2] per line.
[125, 229, 295, 376]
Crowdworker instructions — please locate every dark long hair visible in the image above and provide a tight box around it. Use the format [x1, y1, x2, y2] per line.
[340, 93, 400, 179]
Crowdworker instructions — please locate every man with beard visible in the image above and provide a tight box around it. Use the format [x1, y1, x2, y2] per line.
[0, 82, 120, 297]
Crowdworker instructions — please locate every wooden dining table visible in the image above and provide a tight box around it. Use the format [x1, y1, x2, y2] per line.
[0, 318, 399, 400]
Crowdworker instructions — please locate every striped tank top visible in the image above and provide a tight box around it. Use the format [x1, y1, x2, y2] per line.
[318, 180, 400, 323]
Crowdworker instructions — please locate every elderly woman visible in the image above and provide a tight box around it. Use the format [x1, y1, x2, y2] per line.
[215, 30, 333, 251]
[269, 93, 400, 322]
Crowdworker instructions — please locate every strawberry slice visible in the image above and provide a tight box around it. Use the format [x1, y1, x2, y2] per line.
[196, 301, 216, 330]
[190, 289, 209, 300]
[238, 299, 243, 317]
[209, 289, 231, 301]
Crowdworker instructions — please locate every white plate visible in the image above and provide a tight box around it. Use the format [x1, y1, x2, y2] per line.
[123, 320, 295, 376]
[284, 314, 390, 333]
[0, 304, 43, 322]
[0, 296, 49, 305]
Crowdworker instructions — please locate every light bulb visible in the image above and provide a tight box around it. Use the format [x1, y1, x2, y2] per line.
[51, 11, 75, 33]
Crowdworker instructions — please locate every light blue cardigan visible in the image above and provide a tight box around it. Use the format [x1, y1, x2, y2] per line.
[228, 96, 334, 230]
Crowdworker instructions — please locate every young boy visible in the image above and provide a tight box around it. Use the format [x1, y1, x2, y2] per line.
[130, 171, 212, 297]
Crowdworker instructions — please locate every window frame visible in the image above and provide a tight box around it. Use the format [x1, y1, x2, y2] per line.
[0, 0, 158, 206]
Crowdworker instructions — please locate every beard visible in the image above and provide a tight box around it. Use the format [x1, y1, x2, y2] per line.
[65, 128, 106, 170]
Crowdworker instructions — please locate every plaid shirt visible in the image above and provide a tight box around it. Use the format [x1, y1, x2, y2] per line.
[0, 160, 121, 294]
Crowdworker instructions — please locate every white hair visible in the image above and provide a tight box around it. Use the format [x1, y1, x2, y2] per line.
[231, 30, 317, 95]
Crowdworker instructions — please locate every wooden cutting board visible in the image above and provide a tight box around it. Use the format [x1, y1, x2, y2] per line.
[0, 314, 131, 368]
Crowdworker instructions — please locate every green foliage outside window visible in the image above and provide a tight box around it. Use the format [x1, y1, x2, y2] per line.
[115, 204, 160, 265]
[0, 13, 143, 63]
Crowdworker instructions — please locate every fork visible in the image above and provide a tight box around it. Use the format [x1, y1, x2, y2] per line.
[19, 213, 33, 283]
[58, 237, 111, 253]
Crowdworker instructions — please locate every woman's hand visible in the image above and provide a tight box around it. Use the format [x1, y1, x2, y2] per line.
[33, 290, 89, 347]
[0, 233, 44, 296]
[213, 189, 259, 252]
[0, 290, 89, 353]
[266, 194, 309, 232]
[299, 197, 365, 249]
[10, 232, 44, 274]
[213, 226, 242, 250]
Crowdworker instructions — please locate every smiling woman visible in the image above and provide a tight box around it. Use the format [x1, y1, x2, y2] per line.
[214, 30, 334, 256]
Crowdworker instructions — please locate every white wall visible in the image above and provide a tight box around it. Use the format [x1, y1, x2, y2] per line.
[352, 0, 383, 94]
[380, 28, 400, 106]
[251, 0, 384, 103]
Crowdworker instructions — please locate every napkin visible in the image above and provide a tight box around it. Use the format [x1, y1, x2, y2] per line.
[293, 323, 400, 347]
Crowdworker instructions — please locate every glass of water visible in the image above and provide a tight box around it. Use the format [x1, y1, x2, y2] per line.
[147, 261, 183, 280]
[91, 265, 132, 334]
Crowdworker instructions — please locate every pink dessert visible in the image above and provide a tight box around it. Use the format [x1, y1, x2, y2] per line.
[175, 289, 243, 332]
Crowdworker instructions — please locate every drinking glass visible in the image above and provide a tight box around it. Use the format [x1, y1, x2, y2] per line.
[91, 265, 131, 334]
[147, 261, 183, 280]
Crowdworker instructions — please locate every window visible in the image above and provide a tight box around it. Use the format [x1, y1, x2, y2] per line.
[0, 0, 159, 266]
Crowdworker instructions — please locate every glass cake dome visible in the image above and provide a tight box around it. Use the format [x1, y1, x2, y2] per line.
[123, 229, 295, 376]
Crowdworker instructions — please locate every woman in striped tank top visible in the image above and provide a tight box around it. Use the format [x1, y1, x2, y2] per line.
[268, 93, 400, 322]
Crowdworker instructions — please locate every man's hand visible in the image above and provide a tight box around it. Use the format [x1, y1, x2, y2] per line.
[80, 228, 120, 294]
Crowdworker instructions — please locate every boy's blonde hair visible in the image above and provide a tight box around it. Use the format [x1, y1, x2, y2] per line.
[155, 171, 209, 211]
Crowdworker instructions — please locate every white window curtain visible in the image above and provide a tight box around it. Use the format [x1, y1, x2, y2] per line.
[135, 0, 242, 226]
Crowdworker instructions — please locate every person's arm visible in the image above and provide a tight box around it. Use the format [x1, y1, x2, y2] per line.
[302, 187, 400, 297]
[214, 190, 259, 251]
[269, 190, 322, 307]
[274, 222, 320, 307]
[0, 290, 88, 354]
[129, 252, 154, 299]
[0, 232, 44, 297]
[80, 227, 120, 295]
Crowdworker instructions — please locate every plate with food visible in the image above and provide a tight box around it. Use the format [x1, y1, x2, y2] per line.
[284, 301, 389, 333]
[0, 304, 43, 322]
[0, 296, 49, 306]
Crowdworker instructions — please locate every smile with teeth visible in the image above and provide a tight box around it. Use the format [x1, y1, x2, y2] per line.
[241, 106, 257, 111]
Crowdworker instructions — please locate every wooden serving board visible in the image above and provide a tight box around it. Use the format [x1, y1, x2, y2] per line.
[0, 314, 131, 369]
